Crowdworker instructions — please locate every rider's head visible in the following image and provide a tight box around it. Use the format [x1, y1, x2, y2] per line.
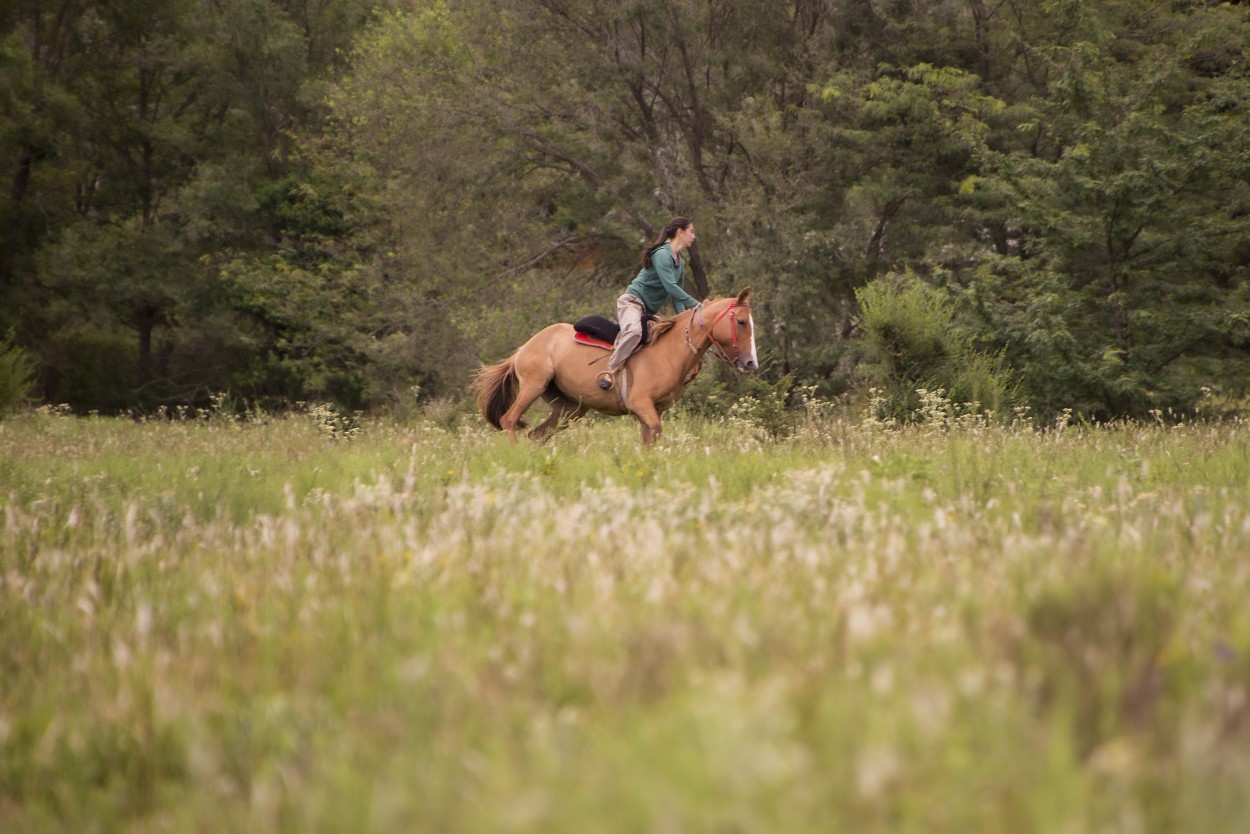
[642, 217, 695, 268]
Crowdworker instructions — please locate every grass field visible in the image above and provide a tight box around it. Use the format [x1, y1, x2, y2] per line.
[2, 404, 1249, 832]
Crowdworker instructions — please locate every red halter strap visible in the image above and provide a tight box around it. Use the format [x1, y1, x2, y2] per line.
[695, 302, 746, 367]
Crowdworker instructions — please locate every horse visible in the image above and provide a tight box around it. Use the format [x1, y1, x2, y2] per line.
[472, 288, 758, 446]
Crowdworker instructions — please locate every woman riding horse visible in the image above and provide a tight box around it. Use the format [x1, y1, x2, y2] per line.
[472, 288, 757, 447]
[598, 217, 701, 390]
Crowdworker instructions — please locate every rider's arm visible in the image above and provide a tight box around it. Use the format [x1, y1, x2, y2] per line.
[654, 248, 700, 312]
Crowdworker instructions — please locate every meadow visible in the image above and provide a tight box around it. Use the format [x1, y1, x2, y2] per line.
[2, 402, 1249, 833]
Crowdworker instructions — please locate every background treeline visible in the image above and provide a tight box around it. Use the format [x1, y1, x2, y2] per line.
[3, 0, 1249, 421]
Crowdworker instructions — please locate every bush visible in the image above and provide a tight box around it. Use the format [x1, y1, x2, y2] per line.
[855, 273, 1016, 422]
[0, 333, 35, 416]
[726, 373, 803, 440]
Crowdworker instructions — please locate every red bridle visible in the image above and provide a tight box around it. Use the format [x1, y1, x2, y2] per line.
[692, 301, 750, 367]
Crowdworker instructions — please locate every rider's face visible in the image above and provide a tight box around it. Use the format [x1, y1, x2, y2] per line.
[676, 224, 696, 249]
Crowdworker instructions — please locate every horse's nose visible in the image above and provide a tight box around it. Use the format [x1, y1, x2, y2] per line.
[739, 358, 758, 372]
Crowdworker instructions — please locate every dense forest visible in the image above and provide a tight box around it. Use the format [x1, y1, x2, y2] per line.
[2, 0, 1248, 421]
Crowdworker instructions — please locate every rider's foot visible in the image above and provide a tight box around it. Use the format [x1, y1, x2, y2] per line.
[596, 372, 614, 390]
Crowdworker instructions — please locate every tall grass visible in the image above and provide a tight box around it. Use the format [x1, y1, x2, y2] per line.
[2, 406, 1249, 832]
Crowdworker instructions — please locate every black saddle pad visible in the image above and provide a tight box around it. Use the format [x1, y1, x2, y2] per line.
[573, 315, 619, 344]
[573, 314, 652, 344]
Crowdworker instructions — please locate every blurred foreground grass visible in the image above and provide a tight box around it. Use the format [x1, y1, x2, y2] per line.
[2, 408, 1249, 832]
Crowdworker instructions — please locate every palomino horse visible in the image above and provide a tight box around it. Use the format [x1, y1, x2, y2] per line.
[473, 288, 758, 446]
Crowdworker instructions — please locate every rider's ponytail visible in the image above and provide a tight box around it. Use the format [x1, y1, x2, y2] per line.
[641, 216, 692, 269]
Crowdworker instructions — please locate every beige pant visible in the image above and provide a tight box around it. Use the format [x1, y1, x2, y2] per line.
[607, 292, 647, 373]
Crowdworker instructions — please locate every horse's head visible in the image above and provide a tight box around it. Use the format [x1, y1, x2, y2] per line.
[702, 287, 759, 373]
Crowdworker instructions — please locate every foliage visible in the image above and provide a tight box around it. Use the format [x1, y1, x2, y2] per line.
[855, 273, 1015, 422]
[955, 0, 1250, 420]
[306, 401, 363, 441]
[0, 0, 387, 411]
[2, 0, 1250, 419]
[724, 373, 804, 440]
[0, 330, 34, 415]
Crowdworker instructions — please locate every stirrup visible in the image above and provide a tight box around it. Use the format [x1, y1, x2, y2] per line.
[596, 371, 614, 390]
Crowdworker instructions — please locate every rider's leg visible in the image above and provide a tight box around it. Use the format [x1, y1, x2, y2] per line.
[598, 294, 646, 390]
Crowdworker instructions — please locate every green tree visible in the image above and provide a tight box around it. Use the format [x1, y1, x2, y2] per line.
[965, 0, 1250, 419]
[6, 0, 1250, 418]
[4, 0, 385, 410]
[0, 1, 93, 297]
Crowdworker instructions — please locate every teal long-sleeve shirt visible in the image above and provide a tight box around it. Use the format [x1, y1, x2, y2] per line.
[626, 242, 700, 314]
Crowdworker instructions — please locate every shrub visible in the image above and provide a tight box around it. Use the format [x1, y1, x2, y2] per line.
[855, 273, 1016, 422]
[307, 402, 362, 441]
[0, 333, 35, 417]
[726, 373, 802, 439]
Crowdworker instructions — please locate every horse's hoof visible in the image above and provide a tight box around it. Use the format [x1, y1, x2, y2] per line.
[596, 373, 614, 390]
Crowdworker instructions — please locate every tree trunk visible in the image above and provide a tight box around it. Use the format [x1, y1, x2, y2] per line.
[0, 147, 35, 289]
[866, 195, 908, 262]
[137, 305, 158, 386]
[687, 245, 710, 299]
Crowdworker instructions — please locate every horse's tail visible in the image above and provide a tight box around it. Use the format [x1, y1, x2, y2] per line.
[472, 356, 527, 430]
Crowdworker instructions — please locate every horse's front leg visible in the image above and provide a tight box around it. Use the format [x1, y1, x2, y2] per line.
[633, 401, 664, 447]
[529, 398, 586, 443]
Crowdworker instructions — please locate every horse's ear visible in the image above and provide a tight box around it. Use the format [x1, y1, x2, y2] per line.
[737, 286, 752, 304]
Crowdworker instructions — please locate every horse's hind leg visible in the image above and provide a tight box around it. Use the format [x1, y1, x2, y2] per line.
[529, 396, 588, 442]
[500, 374, 553, 443]
[497, 326, 581, 443]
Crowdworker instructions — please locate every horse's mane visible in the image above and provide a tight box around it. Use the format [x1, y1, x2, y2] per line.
[649, 298, 730, 343]
[648, 316, 677, 341]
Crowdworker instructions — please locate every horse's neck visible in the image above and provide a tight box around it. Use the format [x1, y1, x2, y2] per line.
[656, 303, 722, 360]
